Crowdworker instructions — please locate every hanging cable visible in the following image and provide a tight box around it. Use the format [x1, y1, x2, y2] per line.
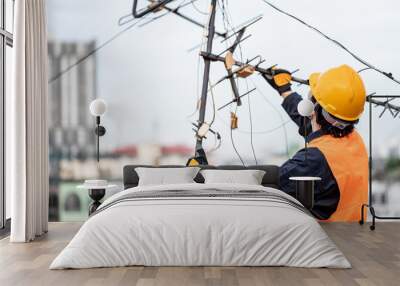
[48, 17, 150, 83]
[49, 0, 193, 83]
[216, 0, 246, 165]
[358, 67, 373, 74]
[118, 13, 135, 26]
[230, 107, 246, 166]
[218, 0, 228, 31]
[250, 77, 290, 158]
[48, 17, 150, 84]
[191, 0, 208, 15]
[209, 82, 217, 125]
[207, 131, 222, 154]
[224, 2, 290, 158]
[262, 0, 400, 86]
[242, 119, 291, 134]
[186, 10, 209, 119]
[206, 81, 222, 154]
[215, 111, 291, 134]
[221, 1, 255, 165]
[242, 78, 258, 164]
[230, 4, 258, 165]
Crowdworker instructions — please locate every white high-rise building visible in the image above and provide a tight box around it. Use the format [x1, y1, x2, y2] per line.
[47, 40, 98, 221]
[48, 40, 97, 168]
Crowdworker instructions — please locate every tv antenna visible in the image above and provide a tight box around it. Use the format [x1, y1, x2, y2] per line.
[129, 0, 267, 165]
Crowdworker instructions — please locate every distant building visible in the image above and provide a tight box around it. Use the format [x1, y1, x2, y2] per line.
[48, 40, 97, 165]
[113, 144, 193, 166]
[57, 144, 194, 182]
[47, 40, 97, 221]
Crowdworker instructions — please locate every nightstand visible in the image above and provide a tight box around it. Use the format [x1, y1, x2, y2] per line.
[289, 176, 321, 210]
[78, 180, 117, 215]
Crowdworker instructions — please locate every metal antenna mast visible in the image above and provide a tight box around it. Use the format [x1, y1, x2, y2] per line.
[189, 0, 218, 165]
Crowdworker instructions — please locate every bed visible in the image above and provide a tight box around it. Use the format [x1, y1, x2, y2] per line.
[50, 165, 350, 269]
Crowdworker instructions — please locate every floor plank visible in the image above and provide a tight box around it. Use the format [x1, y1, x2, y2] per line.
[0, 222, 399, 286]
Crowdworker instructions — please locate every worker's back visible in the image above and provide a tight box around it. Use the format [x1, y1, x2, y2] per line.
[309, 130, 368, 221]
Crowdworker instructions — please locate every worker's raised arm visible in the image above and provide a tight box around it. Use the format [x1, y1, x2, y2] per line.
[262, 67, 311, 136]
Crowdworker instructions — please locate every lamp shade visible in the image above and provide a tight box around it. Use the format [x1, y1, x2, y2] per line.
[297, 99, 314, 117]
[89, 99, 107, 116]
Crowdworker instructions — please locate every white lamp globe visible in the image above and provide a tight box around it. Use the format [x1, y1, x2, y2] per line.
[89, 99, 107, 116]
[297, 99, 314, 117]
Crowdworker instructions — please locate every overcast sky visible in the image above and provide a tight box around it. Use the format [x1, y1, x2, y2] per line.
[47, 0, 400, 164]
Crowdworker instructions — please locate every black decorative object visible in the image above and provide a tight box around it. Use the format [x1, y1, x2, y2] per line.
[88, 188, 106, 215]
[94, 116, 106, 162]
[89, 99, 107, 162]
[78, 180, 116, 216]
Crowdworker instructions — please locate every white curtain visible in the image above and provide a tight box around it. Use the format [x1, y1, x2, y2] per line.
[8, 0, 49, 242]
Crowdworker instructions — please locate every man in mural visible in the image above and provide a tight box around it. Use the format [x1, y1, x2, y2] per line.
[264, 65, 368, 221]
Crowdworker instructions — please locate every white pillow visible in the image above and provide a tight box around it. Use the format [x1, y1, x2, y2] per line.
[135, 167, 200, 186]
[200, 169, 266, 185]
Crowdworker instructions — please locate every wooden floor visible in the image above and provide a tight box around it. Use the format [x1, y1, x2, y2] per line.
[0, 222, 399, 286]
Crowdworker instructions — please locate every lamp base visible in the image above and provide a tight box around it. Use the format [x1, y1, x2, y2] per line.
[88, 188, 106, 215]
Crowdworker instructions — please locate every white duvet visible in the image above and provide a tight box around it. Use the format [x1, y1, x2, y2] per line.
[50, 183, 350, 269]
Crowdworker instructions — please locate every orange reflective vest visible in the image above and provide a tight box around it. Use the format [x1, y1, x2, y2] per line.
[308, 130, 368, 222]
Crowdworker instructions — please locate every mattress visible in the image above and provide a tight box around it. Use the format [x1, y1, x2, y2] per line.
[50, 183, 350, 269]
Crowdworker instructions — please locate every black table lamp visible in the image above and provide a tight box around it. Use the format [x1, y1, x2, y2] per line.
[89, 99, 107, 162]
[297, 98, 314, 161]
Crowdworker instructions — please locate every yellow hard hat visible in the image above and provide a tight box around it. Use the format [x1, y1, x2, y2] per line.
[309, 65, 366, 121]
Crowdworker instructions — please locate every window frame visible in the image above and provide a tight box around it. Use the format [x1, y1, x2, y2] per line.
[0, 0, 13, 232]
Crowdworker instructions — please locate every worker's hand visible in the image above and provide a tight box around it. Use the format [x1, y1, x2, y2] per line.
[262, 67, 292, 95]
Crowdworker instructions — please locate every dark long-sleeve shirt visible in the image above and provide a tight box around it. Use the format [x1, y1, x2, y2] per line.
[279, 93, 340, 219]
